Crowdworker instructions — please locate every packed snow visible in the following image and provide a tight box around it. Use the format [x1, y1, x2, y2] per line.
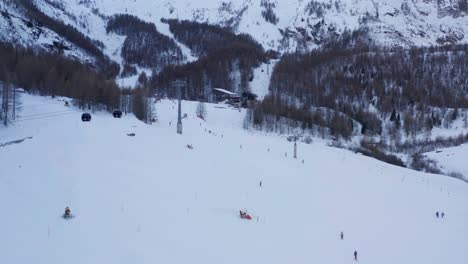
[425, 144, 468, 181]
[1, 94, 467, 264]
[250, 60, 277, 100]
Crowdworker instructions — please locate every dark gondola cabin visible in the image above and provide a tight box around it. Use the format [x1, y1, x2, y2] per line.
[81, 113, 92, 122]
[113, 110, 123, 118]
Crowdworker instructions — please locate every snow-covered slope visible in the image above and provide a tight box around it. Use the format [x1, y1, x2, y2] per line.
[424, 144, 468, 181]
[250, 60, 277, 100]
[1, 94, 467, 264]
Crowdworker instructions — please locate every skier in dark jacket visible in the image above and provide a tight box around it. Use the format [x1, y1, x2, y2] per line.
[240, 210, 246, 218]
[64, 206, 71, 218]
[354, 250, 358, 261]
[340, 231, 344, 240]
[239, 210, 252, 220]
[436, 211, 439, 218]
[441, 212, 445, 218]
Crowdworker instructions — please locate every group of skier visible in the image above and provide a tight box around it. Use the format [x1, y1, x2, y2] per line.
[339, 209, 447, 261]
[436, 211, 446, 218]
[340, 231, 359, 261]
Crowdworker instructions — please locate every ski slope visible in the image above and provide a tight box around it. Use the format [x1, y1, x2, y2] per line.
[425, 145, 468, 181]
[1, 94, 468, 264]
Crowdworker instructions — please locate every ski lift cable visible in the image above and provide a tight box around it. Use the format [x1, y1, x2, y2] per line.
[16, 110, 76, 119]
[13, 112, 77, 122]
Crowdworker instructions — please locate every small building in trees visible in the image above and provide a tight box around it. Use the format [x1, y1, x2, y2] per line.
[213, 88, 240, 104]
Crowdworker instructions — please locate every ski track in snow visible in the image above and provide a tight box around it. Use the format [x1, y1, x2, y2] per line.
[0, 94, 467, 264]
[250, 60, 278, 100]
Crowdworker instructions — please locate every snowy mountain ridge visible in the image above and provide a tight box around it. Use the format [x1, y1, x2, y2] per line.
[1, 0, 467, 64]
[84, 0, 468, 50]
[0, 0, 466, 89]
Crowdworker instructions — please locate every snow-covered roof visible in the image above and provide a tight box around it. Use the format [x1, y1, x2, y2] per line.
[213, 88, 238, 96]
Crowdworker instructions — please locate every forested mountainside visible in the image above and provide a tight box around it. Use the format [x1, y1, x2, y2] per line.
[245, 37, 468, 174]
[2, 0, 468, 72]
[0, 42, 120, 110]
[0, 41, 155, 121]
[106, 14, 184, 71]
[249, 39, 467, 138]
[146, 20, 268, 99]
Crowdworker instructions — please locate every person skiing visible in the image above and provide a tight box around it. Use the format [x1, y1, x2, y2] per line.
[354, 250, 358, 261]
[436, 211, 439, 218]
[239, 210, 252, 220]
[64, 206, 71, 218]
[340, 231, 344, 240]
[441, 212, 445, 218]
[240, 210, 246, 218]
